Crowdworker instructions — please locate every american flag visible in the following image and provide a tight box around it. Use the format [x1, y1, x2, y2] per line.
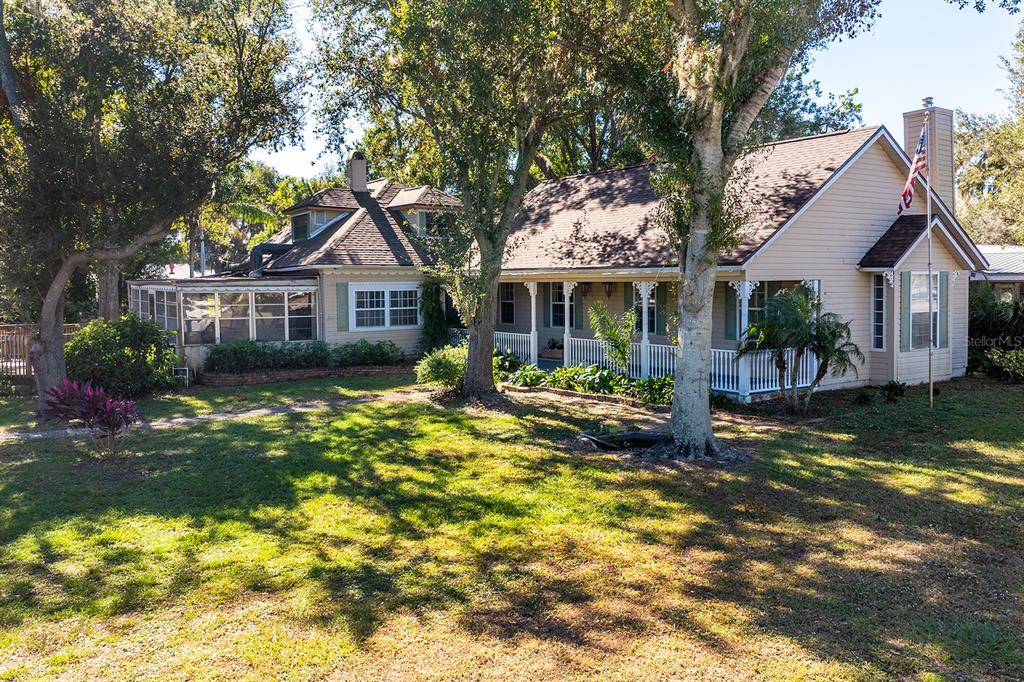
[896, 118, 928, 215]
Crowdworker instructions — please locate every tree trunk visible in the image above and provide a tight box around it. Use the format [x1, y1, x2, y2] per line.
[96, 259, 120, 320]
[29, 294, 66, 413]
[463, 241, 501, 400]
[669, 133, 725, 458]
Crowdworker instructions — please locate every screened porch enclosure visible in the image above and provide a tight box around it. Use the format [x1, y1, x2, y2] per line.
[492, 277, 819, 401]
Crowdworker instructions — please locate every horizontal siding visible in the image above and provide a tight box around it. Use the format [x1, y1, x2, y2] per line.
[746, 141, 936, 390]
[320, 271, 427, 355]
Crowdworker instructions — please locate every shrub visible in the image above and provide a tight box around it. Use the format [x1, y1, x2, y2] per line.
[985, 348, 1024, 382]
[204, 340, 333, 374]
[44, 379, 140, 454]
[709, 391, 734, 410]
[852, 387, 873, 405]
[0, 377, 14, 397]
[574, 365, 626, 395]
[418, 282, 450, 354]
[334, 339, 404, 367]
[492, 347, 522, 381]
[881, 380, 906, 403]
[506, 364, 546, 387]
[545, 365, 586, 390]
[415, 345, 466, 390]
[629, 376, 674, 405]
[587, 301, 635, 371]
[65, 313, 176, 397]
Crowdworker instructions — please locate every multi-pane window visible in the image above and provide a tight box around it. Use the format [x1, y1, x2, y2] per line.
[289, 292, 317, 340]
[551, 283, 575, 328]
[255, 292, 286, 341]
[389, 290, 419, 327]
[910, 273, 939, 350]
[182, 293, 216, 345]
[499, 283, 515, 325]
[291, 213, 310, 241]
[355, 290, 386, 328]
[219, 292, 251, 342]
[633, 285, 657, 334]
[352, 286, 421, 329]
[872, 275, 886, 351]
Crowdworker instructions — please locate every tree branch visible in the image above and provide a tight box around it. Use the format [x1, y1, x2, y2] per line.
[0, 0, 31, 155]
[723, 47, 795, 157]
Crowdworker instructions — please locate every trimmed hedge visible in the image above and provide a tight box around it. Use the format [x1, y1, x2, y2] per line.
[204, 339, 405, 375]
[986, 348, 1024, 382]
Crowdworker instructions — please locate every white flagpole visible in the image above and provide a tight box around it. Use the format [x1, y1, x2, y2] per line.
[924, 102, 934, 409]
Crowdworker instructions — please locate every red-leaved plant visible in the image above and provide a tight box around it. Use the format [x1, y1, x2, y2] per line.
[44, 380, 140, 454]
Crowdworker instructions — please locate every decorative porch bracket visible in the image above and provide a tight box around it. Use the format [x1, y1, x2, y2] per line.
[634, 281, 656, 379]
[729, 280, 759, 403]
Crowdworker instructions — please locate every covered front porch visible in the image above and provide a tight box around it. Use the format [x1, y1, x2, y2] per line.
[492, 275, 819, 402]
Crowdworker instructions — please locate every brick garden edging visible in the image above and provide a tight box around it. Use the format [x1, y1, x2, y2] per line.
[199, 363, 413, 387]
[500, 383, 670, 413]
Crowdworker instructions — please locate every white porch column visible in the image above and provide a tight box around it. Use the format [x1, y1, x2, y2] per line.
[634, 281, 655, 379]
[526, 281, 538, 366]
[563, 281, 576, 366]
[730, 280, 759, 403]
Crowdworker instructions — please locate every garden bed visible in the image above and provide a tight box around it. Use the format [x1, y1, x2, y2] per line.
[501, 383, 671, 412]
[199, 363, 413, 387]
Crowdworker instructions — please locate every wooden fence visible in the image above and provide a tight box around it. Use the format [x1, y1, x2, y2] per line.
[0, 324, 81, 380]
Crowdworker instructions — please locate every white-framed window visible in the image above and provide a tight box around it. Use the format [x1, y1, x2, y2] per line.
[350, 283, 421, 330]
[291, 212, 310, 241]
[551, 283, 575, 328]
[182, 293, 216, 345]
[910, 272, 940, 350]
[633, 286, 656, 334]
[872, 275, 886, 351]
[499, 283, 515, 325]
[288, 292, 317, 340]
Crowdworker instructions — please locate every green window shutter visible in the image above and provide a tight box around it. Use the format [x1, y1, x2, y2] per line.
[572, 288, 582, 330]
[900, 271, 911, 352]
[336, 282, 348, 332]
[623, 282, 634, 311]
[939, 271, 949, 348]
[724, 283, 737, 341]
[542, 283, 550, 328]
[656, 283, 667, 335]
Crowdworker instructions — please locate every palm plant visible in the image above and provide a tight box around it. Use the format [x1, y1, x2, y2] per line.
[587, 301, 637, 374]
[737, 286, 863, 414]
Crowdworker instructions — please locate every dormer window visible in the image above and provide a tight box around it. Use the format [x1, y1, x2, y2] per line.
[409, 209, 451, 238]
[313, 210, 328, 228]
[291, 213, 310, 242]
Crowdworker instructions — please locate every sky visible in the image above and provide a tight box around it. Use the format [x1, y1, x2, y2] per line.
[251, 0, 1022, 178]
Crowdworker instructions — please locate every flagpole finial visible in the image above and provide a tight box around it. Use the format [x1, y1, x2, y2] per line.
[922, 96, 934, 109]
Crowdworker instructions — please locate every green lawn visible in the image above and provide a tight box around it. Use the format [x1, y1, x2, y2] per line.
[0, 372, 416, 433]
[0, 377, 1021, 679]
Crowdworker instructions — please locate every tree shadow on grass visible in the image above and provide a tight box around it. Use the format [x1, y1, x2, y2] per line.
[0, 387, 1021, 677]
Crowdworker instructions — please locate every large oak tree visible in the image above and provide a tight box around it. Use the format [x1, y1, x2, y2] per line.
[0, 0, 301, 405]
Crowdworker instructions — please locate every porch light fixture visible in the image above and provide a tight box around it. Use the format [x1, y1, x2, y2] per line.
[602, 282, 614, 298]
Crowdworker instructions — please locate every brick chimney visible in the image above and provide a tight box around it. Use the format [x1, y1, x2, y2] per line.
[903, 98, 954, 212]
[346, 150, 367, 192]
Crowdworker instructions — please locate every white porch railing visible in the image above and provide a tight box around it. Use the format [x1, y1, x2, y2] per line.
[534, 333, 818, 400]
[494, 331, 532, 364]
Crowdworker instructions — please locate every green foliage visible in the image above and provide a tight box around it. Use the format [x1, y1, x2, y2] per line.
[574, 365, 627, 395]
[738, 285, 863, 414]
[709, 392, 733, 410]
[334, 340, 405, 367]
[204, 339, 404, 374]
[505, 365, 546, 387]
[985, 348, 1024, 382]
[587, 301, 636, 372]
[968, 282, 1024, 373]
[492, 348, 523, 382]
[545, 365, 588, 391]
[415, 345, 467, 391]
[852, 388, 874, 406]
[0, 0, 302, 324]
[419, 282, 450, 354]
[65, 314, 176, 398]
[881, 380, 907, 403]
[628, 376, 674, 405]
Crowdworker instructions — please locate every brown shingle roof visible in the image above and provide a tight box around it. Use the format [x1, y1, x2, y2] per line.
[503, 126, 881, 271]
[387, 186, 462, 210]
[858, 214, 928, 268]
[284, 187, 365, 212]
[267, 180, 433, 270]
